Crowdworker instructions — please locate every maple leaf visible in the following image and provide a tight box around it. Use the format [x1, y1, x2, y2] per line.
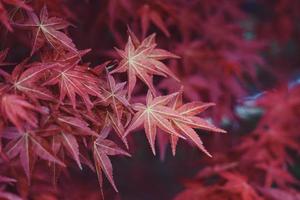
[52, 131, 82, 170]
[43, 59, 103, 110]
[103, 110, 129, 148]
[0, 60, 57, 101]
[93, 126, 130, 197]
[44, 113, 98, 169]
[0, 94, 44, 131]
[124, 91, 186, 155]
[34, 109, 100, 182]
[112, 30, 180, 98]
[2, 127, 65, 182]
[96, 74, 130, 122]
[14, 6, 77, 55]
[167, 88, 226, 156]
[104, 0, 135, 45]
[138, 4, 171, 38]
[55, 115, 98, 136]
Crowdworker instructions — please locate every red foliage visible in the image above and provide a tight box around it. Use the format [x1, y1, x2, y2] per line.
[0, 0, 300, 199]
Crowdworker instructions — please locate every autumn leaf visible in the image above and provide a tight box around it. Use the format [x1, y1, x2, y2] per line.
[112, 30, 180, 98]
[41, 112, 98, 170]
[0, 94, 44, 131]
[43, 59, 103, 110]
[124, 91, 186, 155]
[56, 115, 97, 136]
[13, 6, 76, 55]
[51, 131, 82, 170]
[138, 4, 171, 38]
[168, 88, 226, 156]
[7, 60, 56, 101]
[3, 127, 65, 182]
[96, 74, 130, 122]
[93, 126, 130, 197]
[104, 111, 129, 148]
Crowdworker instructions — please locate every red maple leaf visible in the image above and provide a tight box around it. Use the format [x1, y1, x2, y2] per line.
[166, 88, 226, 156]
[43, 55, 103, 110]
[112, 30, 179, 98]
[0, 60, 56, 102]
[43, 112, 98, 170]
[138, 4, 170, 38]
[14, 6, 77, 55]
[96, 74, 130, 122]
[3, 127, 65, 182]
[93, 126, 130, 198]
[0, 94, 44, 131]
[124, 91, 187, 155]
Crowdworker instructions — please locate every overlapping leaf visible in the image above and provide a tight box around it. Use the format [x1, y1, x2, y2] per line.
[3, 127, 65, 181]
[0, 94, 43, 131]
[167, 89, 226, 156]
[14, 6, 77, 55]
[43, 59, 103, 110]
[124, 91, 186, 155]
[125, 89, 225, 156]
[93, 126, 130, 197]
[138, 4, 170, 37]
[46, 114, 97, 169]
[96, 74, 130, 122]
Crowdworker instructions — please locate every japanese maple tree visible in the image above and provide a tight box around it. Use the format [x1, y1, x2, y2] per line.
[0, 1, 300, 200]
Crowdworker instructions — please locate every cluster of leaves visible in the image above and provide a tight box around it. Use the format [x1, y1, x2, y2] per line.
[100, 0, 266, 123]
[0, 2, 225, 199]
[173, 0, 300, 199]
[1, 0, 300, 199]
[176, 84, 300, 200]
